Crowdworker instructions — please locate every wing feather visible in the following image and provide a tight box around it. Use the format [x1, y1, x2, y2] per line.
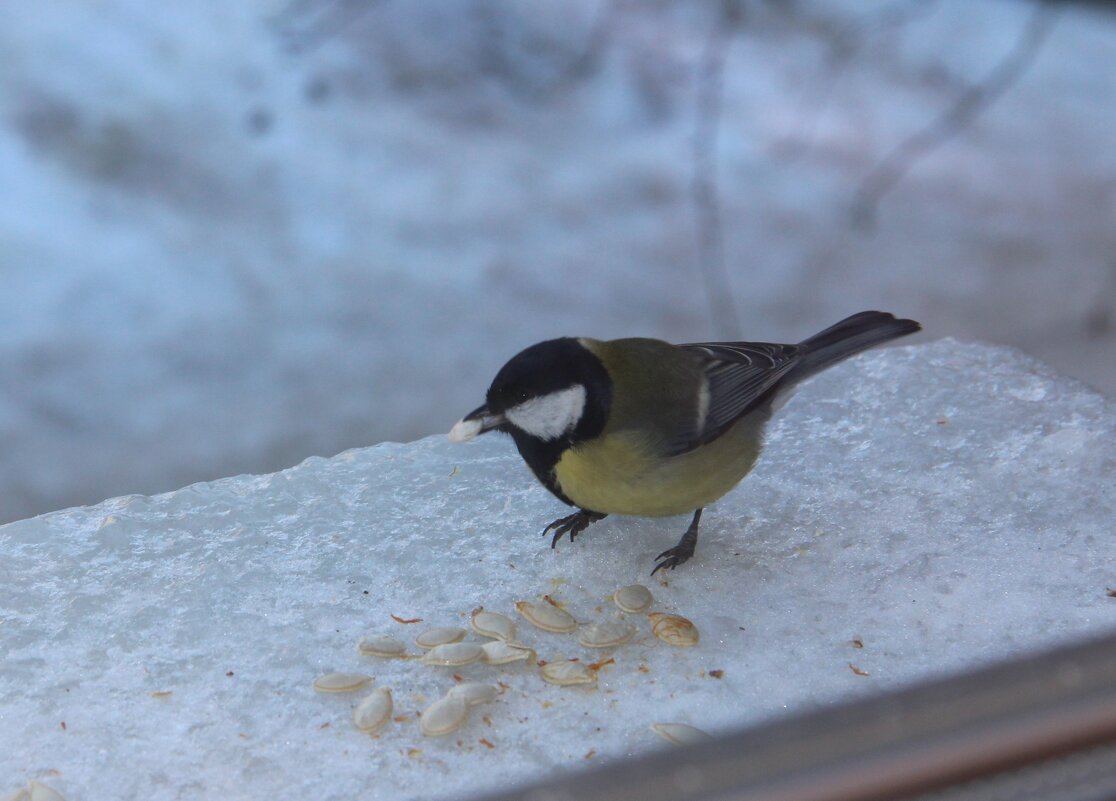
[669, 341, 802, 453]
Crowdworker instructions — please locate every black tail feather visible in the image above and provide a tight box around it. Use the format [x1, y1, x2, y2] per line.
[784, 311, 920, 385]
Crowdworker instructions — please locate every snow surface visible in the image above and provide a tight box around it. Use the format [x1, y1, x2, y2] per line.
[2, 340, 1115, 800]
[3, 0, 1116, 523]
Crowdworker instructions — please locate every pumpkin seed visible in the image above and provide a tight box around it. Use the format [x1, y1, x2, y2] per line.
[648, 613, 699, 647]
[481, 640, 536, 665]
[357, 635, 407, 658]
[540, 660, 596, 686]
[515, 600, 577, 633]
[577, 622, 636, 648]
[447, 682, 499, 706]
[420, 696, 469, 736]
[470, 610, 517, 641]
[414, 627, 467, 650]
[421, 642, 485, 667]
[613, 584, 653, 613]
[650, 722, 713, 746]
[313, 672, 373, 693]
[352, 688, 393, 734]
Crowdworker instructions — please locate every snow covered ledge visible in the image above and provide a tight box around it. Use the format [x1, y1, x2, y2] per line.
[1, 340, 1114, 800]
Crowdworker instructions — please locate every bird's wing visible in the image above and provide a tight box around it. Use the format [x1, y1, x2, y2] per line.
[669, 341, 803, 452]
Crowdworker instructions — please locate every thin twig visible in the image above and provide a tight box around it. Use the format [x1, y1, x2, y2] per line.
[851, 0, 1058, 230]
[692, 0, 744, 340]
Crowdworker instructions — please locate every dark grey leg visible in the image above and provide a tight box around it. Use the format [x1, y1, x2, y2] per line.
[651, 508, 703, 575]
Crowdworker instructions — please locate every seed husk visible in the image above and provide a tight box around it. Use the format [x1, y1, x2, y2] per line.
[516, 600, 577, 633]
[1, 788, 30, 801]
[421, 642, 485, 667]
[447, 682, 499, 706]
[613, 584, 654, 613]
[541, 660, 597, 686]
[470, 610, 517, 641]
[352, 688, 393, 734]
[481, 640, 536, 665]
[648, 613, 699, 647]
[420, 696, 470, 736]
[313, 672, 373, 693]
[414, 627, 467, 650]
[357, 635, 407, 658]
[578, 622, 636, 648]
[28, 783, 65, 801]
[650, 722, 713, 746]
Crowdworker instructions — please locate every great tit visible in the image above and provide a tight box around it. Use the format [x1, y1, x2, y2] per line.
[449, 311, 920, 574]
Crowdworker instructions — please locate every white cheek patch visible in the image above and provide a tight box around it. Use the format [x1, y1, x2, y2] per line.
[506, 385, 586, 441]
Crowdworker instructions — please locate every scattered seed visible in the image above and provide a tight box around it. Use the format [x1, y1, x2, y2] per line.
[150, 691, 173, 699]
[587, 657, 615, 672]
[422, 642, 485, 667]
[313, 672, 373, 693]
[613, 584, 654, 613]
[708, 669, 724, 679]
[357, 634, 407, 658]
[482, 641, 536, 665]
[420, 696, 469, 737]
[516, 600, 577, 633]
[471, 610, 517, 641]
[648, 613, 699, 647]
[849, 663, 869, 677]
[28, 783, 65, 801]
[578, 622, 636, 649]
[479, 737, 495, 749]
[541, 660, 597, 686]
[415, 627, 467, 650]
[352, 688, 393, 734]
[650, 722, 713, 746]
[391, 615, 423, 624]
[448, 682, 499, 706]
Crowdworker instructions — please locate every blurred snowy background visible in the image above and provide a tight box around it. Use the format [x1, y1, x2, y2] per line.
[2, 0, 1114, 524]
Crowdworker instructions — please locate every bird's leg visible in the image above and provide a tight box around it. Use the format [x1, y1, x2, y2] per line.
[651, 508, 703, 575]
[542, 509, 607, 548]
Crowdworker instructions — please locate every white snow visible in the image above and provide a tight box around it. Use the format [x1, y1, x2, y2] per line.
[2, 340, 1114, 800]
[3, 1, 1116, 523]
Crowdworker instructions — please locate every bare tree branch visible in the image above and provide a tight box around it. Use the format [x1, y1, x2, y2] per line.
[851, 0, 1058, 230]
[692, 0, 744, 340]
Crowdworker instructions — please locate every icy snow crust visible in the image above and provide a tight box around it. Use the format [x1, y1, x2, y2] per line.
[2, 341, 1115, 800]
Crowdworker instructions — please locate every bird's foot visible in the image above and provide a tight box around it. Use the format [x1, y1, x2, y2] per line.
[542, 510, 607, 548]
[651, 509, 703, 575]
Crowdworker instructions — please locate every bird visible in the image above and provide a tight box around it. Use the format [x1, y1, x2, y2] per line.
[448, 311, 920, 574]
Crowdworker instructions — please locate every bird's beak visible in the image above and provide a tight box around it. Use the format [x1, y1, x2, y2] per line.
[448, 403, 506, 443]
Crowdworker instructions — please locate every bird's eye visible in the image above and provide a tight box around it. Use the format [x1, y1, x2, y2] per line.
[516, 390, 530, 403]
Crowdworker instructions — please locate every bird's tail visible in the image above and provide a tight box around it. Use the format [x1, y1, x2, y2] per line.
[783, 311, 921, 385]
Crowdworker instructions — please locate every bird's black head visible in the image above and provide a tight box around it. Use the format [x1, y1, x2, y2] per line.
[446, 337, 613, 507]
[483, 337, 611, 444]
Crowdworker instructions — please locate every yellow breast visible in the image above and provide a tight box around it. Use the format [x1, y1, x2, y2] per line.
[553, 410, 769, 517]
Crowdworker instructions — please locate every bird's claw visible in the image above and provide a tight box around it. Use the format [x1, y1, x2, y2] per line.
[650, 545, 693, 576]
[542, 511, 604, 548]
